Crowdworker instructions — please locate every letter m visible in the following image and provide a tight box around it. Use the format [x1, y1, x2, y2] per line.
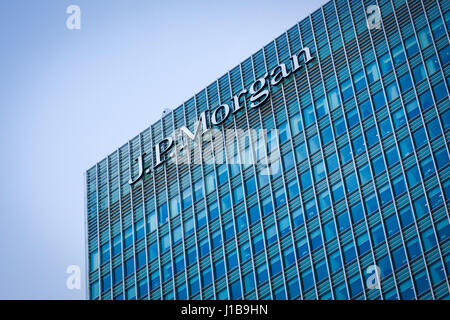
[179, 111, 209, 144]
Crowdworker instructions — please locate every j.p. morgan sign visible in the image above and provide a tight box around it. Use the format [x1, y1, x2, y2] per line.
[129, 47, 314, 185]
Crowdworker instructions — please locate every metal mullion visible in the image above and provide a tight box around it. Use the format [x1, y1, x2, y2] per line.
[181, 101, 204, 300]
[148, 127, 164, 300]
[116, 150, 126, 299]
[249, 54, 276, 300]
[92, 164, 101, 300]
[169, 110, 190, 300]
[158, 119, 177, 300]
[84, 172, 89, 299]
[301, 12, 355, 300]
[266, 40, 301, 299]
[193, 94, 217, 299]
[214, 79, 245, 299]
[326, 2, 390, 299]
[103, 155, 113, 299]
[282, 30, 320, 301]
[317, 1, 369, 300]
[127, 142, 139, 299]
[204, 85, 229, 299]
[137, 133, 151, 299]
[293, 20, 337, 299]
[232, 64, 261, 299]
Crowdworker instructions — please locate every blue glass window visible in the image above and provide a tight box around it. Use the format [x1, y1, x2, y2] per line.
[371, 223, 385, 246]
[329, 250, 342, 273]
[262, 196, 273, 215]
[405, 99, 419, 119]
[399, 73, 412, 93]
[295, 143, 307, 162]
[378, 184, 392, 206]
[337, 211, 350, 232]
[358, 163, 371, 185]
[371, 154, 385, 176]
[365, 126, 378, 147]
[245, 177, 256, 195]
[420, 156, 435, 178]
[359, 99, 372, 119]
[182, 187, 192, 211]
[303, 104, 315, 127]
[199, 238, 209, 257]
[318, 190, 330, 211]
[366, 62, 380, 83]
[249, 204, 260, 225]
[431, 17, 445, 39]
[301, 268, 314, 291]
[357, 233, 370, 255]
[392, 44, 405, 66]
[305, 199, 317, 219]
[406, 236, 422, 260]
[350, 202, 364, 223]
[373, 91, 386, 110]
[290, 112, 302, 136]
[392, 175, 406, 196]
[426, 118, 441, 139]
[379, 52, 392, 75]
[418, 27, 432, 49]
[315, 96, 328, 118]
[385, 146, 399, 167]
[433, 81, 448, 102]
[327, 87, 341, 110]
[196, 209, 207, 228]
[399, 206, 414, 228]
[421, 228, 437, 251]
[310, 229, 322, 250]
[385, 215, 400, 237]
[405, 35, 419, 57]
[334, 116, 346, 136]
[340, 78, 353, 101]
[412, 64, 426, 83]
[124, 227, 133, 248]
[379, 118, 392, 137]
[340, 144, 352, 164]
[435, 147, 449, 169]
[313, 161, 325, 181]
[158, 203, 168, 225]
[308, 134, 320, 154]
[392, 108, 406, 129]
[426, 55, 440, 76]
[345, 172, 358, 195]
[297, 237, 309, 258]
[346, 108, 359, 128]
[353, 69, 366, 92]
[386, 81, 399, 102]
[343, 242, 356, 264]
[287, 179, 299, 199]
[257, 263, 268, 284]
[352, 135, 365, 155]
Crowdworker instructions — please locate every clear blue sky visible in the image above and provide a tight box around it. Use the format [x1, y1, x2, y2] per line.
[0, 0, 327, 299]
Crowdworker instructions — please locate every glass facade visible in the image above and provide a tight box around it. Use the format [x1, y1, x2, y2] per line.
[86, 0, 450, 300]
